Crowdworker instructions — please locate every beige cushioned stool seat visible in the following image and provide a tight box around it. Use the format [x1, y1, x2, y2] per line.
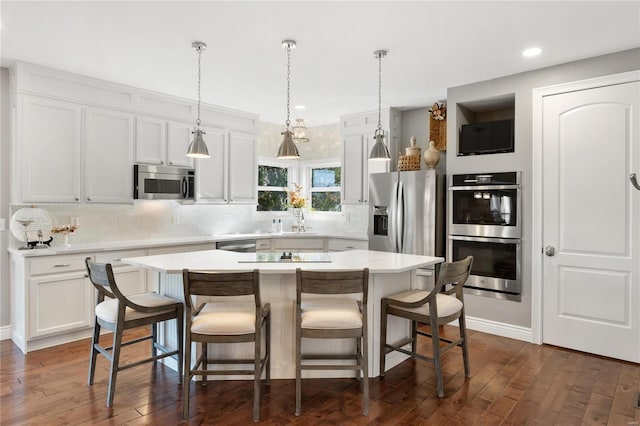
[386, 290, 463, 318]
[95, 292, 179, 324]
[191, 302, 256, 335]
[301, 298, 362, 329]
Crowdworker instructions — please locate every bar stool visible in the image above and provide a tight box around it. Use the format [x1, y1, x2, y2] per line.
[295, 267, 369, 416]
[85, 258, 184, 407]
[380, 256, 473, 397]
[181, 269, 270, 422]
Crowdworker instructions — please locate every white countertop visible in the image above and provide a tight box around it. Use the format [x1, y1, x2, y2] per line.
[122, 249, 443, 274]
[7, 232, 368, 258]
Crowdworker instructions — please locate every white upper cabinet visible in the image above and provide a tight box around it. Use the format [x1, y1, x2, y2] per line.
[196, 128, 256, 204]
[11, 62, 258, 204]
[167, 121, 195, 168]
[342, 134, 367, 204]
[228, 131, 257, 204]
[85, 107, 134, 203]
[339, 108, 400, 205]
[20, 95, 83, 203]
[135, 116, 166, 165]
[135, 118, 194, 168]
[196, 127, 227, 202]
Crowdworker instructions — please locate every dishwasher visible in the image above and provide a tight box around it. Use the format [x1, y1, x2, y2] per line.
[216, 239, 257, 253]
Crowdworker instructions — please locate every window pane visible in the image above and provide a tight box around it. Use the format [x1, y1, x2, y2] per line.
[258, 165, 288, 187]
[257, 191, 288, 211]
[311, 192, 341, 212]
[311, 167, 341, 188]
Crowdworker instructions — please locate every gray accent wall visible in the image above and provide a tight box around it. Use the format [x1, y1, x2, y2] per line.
[446, 48, 640, 328]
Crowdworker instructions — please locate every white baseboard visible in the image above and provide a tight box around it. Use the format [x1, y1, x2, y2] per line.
[451, 316, 533, 343]
[0, 325, 12, 341]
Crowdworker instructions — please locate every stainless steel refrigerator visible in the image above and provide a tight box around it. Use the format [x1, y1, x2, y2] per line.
[368, 169, 444, 258]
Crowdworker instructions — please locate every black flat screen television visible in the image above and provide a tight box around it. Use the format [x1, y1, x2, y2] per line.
[458, 119, 514, 156]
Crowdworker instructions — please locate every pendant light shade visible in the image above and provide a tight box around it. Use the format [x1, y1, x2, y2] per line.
[187, 41, 210, 158]
[369, 49, 391, 161]
[292, 118, 310, 143]
[277, 130, 299, 159]
[277, 40, 300, 159]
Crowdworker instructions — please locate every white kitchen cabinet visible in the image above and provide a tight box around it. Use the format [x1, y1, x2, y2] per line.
[340, 108, 400, 205]
[19, 95, 83, 203]
[10, 252, 94, 353]
[135, 115, 166, 165]
[85, 107, 135, 203]
[327, 238, 368, 252]
[167, 120, 195, 168]
[196, 128, 256, 204]
[256, 239, 271, 252]
[272, 238, 326, 253]
[136, 118, 194, 168]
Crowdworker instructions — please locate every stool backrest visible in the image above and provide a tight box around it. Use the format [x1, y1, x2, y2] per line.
[296, 268, 369, 304]
[437, 256, 474, 300]
[182, 269, 261, 310]
[85, 257, 122, 302]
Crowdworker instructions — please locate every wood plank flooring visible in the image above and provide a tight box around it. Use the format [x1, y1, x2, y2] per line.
[1, 326, 638, 425]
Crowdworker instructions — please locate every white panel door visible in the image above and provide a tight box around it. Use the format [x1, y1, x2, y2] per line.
[20, 95, 82, 203]
[196, 127, 227, 203]
[135, 116, 166, 165]
[228, 131, 257, 204]
[342, 134, 365, 204]
[542, 81, 639, 362]
[85, 107, 134, 203]
[167, 121, 195, 168]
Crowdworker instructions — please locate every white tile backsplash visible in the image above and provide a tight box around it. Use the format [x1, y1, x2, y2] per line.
[9, 202, 368, 248]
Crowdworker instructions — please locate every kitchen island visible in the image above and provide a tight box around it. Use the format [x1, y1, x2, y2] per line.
[122, 249, 443, 379]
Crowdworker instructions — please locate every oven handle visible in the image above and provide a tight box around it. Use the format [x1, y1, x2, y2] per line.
[449, 235, 521, 245]
[449, 184, 520, 191]
[181, 176, 189, 199]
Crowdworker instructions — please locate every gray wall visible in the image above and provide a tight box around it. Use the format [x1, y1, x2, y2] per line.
[446, 48, 640, 328]
[1, 67, 10, 328]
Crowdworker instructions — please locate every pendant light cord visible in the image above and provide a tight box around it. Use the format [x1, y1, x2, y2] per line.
[286, 44, 291, 130]
[377, 52, 382, 134]
[196, 45, 202, 129]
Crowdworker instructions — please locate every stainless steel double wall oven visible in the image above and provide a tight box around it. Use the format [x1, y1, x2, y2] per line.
[448, 172, 521, 301]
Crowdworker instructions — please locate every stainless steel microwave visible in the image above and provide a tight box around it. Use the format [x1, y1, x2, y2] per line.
[134, 164, 195, 200]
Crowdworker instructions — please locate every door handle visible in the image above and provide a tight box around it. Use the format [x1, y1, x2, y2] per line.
[629, 173, 640, 191]
[544, 246, 555, 257]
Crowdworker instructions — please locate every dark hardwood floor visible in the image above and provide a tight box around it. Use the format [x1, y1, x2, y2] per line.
[1, 326, 638, 425]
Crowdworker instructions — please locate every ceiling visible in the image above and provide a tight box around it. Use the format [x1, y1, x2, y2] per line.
[1, 1, 639, 125]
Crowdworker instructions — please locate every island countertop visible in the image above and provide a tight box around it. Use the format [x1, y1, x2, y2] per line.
[121, 249, 444, 274]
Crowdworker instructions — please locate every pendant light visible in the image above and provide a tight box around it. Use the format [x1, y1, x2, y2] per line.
[369, 49, 391, 161]
[292, 118, 310, 143]
[277, 40, 300, 159]
[186, 41, 210, 158]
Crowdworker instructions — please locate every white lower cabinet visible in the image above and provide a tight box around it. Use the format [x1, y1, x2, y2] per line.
[9, 252, 94, 353]
[29, 270, 93, 339]
[327, 238, 368, 252]
[272, 238, 326, 253]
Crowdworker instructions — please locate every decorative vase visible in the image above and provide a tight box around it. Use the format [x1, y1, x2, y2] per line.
[405, 136, 421, 157]
[423, 140, 441, 169]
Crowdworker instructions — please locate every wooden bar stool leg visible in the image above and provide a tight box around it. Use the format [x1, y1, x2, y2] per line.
[379, 301, 388, 377]
[459, 312, 470, 377]
[182, 327, 192, 420]
[107, 325, 125, 407]
[88, 320, 100, 385]
[362, 334, 369, 416]
[176, 306, 184, 384]
[201, 342, 208, 388]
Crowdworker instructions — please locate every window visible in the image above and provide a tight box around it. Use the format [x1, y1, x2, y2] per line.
[257, 160, 294, 211]
[307, 163, 341, 212]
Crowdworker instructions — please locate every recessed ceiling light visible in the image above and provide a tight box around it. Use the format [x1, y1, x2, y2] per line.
[294, 105, 306, 110]
[522, 47, 542, 57]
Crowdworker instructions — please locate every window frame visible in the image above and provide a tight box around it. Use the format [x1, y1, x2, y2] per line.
[255, 156, 299, 214]
[301, 158, 343, 214]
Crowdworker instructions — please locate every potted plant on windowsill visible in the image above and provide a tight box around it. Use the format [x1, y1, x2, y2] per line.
[286, 183, 306, 232]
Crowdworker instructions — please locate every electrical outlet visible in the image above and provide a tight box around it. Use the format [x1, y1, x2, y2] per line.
[172, 214, 180, 225]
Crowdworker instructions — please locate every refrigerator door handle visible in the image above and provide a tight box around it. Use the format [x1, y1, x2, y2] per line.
[390, 180, 399, 252]
[397, 181, 405, 253]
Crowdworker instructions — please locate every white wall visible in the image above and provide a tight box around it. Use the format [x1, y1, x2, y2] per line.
[256, 121, 341, 160]
[446, 48, 640, 328]
[1, 68, 10, 328]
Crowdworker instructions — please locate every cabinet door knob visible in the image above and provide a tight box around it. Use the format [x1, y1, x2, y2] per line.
[87, 197, 91, 201]
[169, 161, 173, 165]
[75, 197, 79, 201]
[160, 160, 165, 165]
